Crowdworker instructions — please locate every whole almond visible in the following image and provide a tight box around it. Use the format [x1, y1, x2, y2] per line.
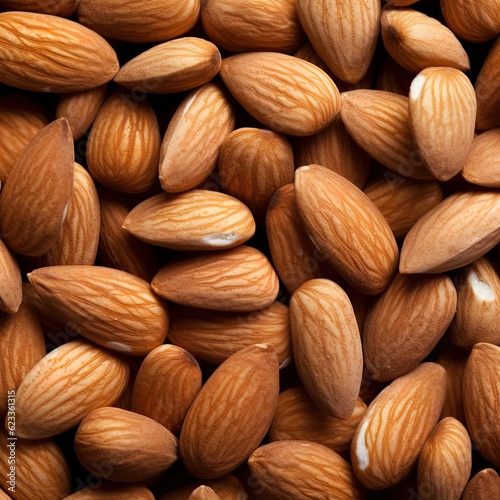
[180, 344, 279, 479]
[159, 475, 247, 500]
[462, 469, 500, 500]
[13, 339, 129, 439]
[351, 363, 447, 489]
[188, 486, 221, 500]
[0, 237, 22, 314]
[122, 190, 255, 250]
[219, 52, 340, 136]
[462, 128, 500, 187]
[65, 483, 155, 499]
[0, 11, 118, 92]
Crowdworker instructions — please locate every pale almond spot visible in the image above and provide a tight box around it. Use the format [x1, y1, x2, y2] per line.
[410, 74, 426, 100]
[355, 419, 370, 470]
[469, 270, 496, 302]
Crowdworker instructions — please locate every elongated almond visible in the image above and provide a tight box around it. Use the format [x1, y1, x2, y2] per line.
[0, 237, 22, 314]
[462, 469, 500, 500]
[462, 128, 500, 188]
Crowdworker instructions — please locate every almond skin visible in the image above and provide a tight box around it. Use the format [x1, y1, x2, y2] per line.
[462, 469, 500, 500]
[158, 475, 247, 500]
[13, 339, 129, 439]
[0, 236, 22, 314]
[400, 188, 500, 274]
[122, 190, 255, 251]
[219, 52, 340, 136]
[64, 484, 155, 499]
[462, 128, 500, 188]
[28, 265, 169, 355]
[295, 164, 399, 295]
[351, 363, 447, 490]
[152, 245, 279, 312]
[0, 0, 79, 17]
[188, 486, 221, 500]
[0, 11, 119, 92]
[180, 344, 279, 479]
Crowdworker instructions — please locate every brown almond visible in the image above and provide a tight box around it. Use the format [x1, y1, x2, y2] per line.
[64, 483, 155, 499]
[158, 475, 247, 500]
[462, 469, 500, 500]
[188, 486, 221, 500]
[462, 128, 500, 187]
[0, 236, 22, 314]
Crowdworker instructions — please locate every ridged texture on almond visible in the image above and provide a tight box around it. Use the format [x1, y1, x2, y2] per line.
[0, 94, 48, 183]
[296, 0, 380, 84]
[0, 301, 45, 416]
[462, 469, 500, 500]
[364, 175, 443, 239]
[340, 90, 432, 180]
[180, 344, 279, 479]
[362, 273, 456, 382]
[248, 441, 365, 499]
[168, 302, 291, 366]
[64, 484, 155, 499]
[158, 475, 247, 500]
[218, 128, 295, 222]
[417, 417, 471, 500]
[462, 129, 500, 187]
[201, 0, 304, 53]
[152, 246, 279, 312]
[87, 88, 160, 194]
[0, 0, 78, 17]
[375, 56, 415, 96]
[77, 0, 200, 42]
[188, 486, 221, 500]
[290, 279, 363, 418]
[14, 340, 129, 439]
[409, 67, 476, 181]
[351, 363, 447, 490]
[269, 388, 367, 454]
[475, 38, 500, 131]
[0, 431, 71, 499]
[0, 12, 118, 92]
[219, 52, 340, 136]
[28, 266, 169, 355]
[463, 342, 500, 466]
[295, 165, 399, 295]
[0, 118, 74, 257]
[400, 189, 500, 274]
[441, 0, 500, 43]
[449, 256, 500, 348]
[56, 83, 108, 141]
[98, 189, 160, 282]
[0, 237, 22, 314]
[159, 83, 235, 193]
[123, 190, 255, 250]
[380, 7, 470, 74]
[131, 345, 202, 435]
[115, 37, 221, 94]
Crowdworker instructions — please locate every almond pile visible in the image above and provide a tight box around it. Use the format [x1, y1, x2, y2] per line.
[0, 0, 499, 499]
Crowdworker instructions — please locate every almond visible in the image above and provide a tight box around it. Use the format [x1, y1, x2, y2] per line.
[219, 52, 340, 136]
[75, 407, 178, 482]
[0, 236, 22, 314]
[380, 6, 470, 74]
[122, 190, 255, 250]
[248, 440, 365, 499]
[295, 164, 399, 295]
[13, 339, 129, 439]
[115, 37, 221, 94]
[28, 265, 169, 355]
[152, 245, 279, 312]
[462, 469, 500, 500]
[167, 302, 291, 366]
[0, 118, 74, 257]
[0, 0, 79, 17]
[400, 188, 500, 274]
[462, 128, 500, 188]
[159, 83, 235, 193]
[180, 344, 279, 479]
[0, 11, 118, 92]
[463, 342, 500, 467]
[65, 483, 155, 499]
[131, 345, 202, 435]
[418, 417, 472, 499]
[386, 0, 420, 4]
[188, 486, 221, 500]
[375, 56, 415, 96]
[158, 475, 247, 500]
[351, 363, 447, 490]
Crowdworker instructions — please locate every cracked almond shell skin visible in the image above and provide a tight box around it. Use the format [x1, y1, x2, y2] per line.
[400, 188, 500, 274]
[180, 344, 279, 479]
[462, 128, 500, 188]
[351, 363, 447, 490]
[12, 339, 129, 439]
[0, 11, 118, 92]
[219, 52, 340, 136]
[462, 469, 500, 500]
[27, 265, 169, 355]
[295, 164, 399, 295]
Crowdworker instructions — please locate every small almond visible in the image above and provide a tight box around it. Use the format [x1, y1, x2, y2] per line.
[188, 486, 221, 500]
[462, 468, 500, 500]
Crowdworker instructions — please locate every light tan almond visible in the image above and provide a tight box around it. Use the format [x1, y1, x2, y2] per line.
[158, 475, 247, 500]
[400, 188, 500, 274]
[462, 128, 500, 187]
[187, 486, 221, 500]
[0, 11, 118, 92]
[168, 302, 291, 367]
[375, 56, 415, 96]
[340, 90, 432, 180]
[180, 344, 279, 479]
[64, 483, 155, 499]
[462, 469, 500, 500]
[380, 6, 470, 74]
[219, 52, 340, 136]
[0, 237, 22, 314]
[13, 339, 129, 439]
[0, 118, 74, 257]
[159, 83, 235, 193]
[0, 0, 78, 17]
[295, 164, 399, 295]
[122, 190, 255, 250]
[351, 363, 447, 490]
[152, 245, 279, 312]
[28, 265, 169, 355]
[115, 37, 221, 94]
